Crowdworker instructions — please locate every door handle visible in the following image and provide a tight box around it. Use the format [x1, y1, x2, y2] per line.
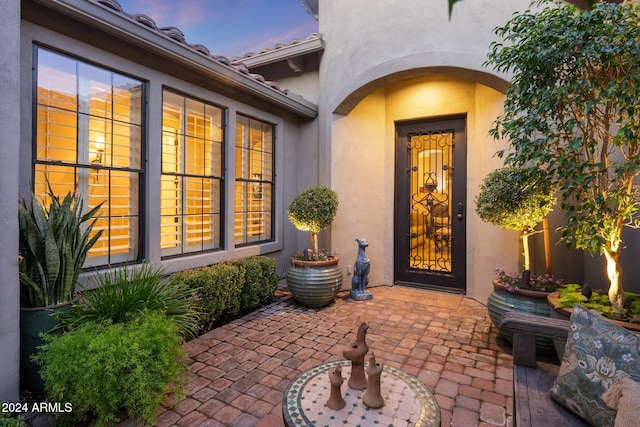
[456, 203, 464, 220]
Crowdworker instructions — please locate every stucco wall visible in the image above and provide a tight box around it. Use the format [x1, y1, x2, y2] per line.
[331, 89, 388, 286]
[0, 0, 21, 402]
[317, 0, 532, 116]
[329, 77, 519, 303]
[317, 0, 615, 302]
[317, 0, 533, 302]
[276, 70, 320, 105]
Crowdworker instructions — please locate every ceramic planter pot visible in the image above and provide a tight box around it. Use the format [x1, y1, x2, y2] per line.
[487, 278, 555, 354]
[287, 257, 343, 307]
[20, 301, 73, 392]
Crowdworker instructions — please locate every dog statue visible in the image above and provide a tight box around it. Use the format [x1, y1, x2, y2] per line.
[351, 238, 373, 301]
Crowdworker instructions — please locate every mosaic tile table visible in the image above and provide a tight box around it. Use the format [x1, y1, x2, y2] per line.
[282, 360, 440, 427]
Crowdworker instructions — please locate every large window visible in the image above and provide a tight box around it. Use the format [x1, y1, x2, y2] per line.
[161, 90, 224, 256]
[235, 115, 274, 245]
[35, 47, 143, 267]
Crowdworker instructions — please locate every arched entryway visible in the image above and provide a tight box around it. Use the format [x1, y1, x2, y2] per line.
[329, 70, 513, 300]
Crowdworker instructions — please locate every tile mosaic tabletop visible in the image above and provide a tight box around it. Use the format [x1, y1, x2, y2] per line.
[282, 360, 440, 427]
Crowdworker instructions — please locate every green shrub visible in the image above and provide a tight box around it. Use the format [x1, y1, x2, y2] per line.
[475, 167, 555, 234]
[171, 263, 243, 331]
[226, 256, 279, 314]
[230, 257, 263, 312]
[35, 311, 187, 427]
[252, 256, 279, 306]
[0, 412, 25, 426]
[60, 263, 200, 338]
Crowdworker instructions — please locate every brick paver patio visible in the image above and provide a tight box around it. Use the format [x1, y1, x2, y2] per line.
[154, 284, 514, 427]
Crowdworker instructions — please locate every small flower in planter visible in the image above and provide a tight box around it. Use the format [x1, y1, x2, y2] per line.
[494, 268, 563, 293]
[291, 249, 336, 262]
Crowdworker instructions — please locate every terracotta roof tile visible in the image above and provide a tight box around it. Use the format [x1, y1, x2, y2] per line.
[159, 26, 187, 44]
[231, 33, 321, 62]
[92, 0, 289, 94]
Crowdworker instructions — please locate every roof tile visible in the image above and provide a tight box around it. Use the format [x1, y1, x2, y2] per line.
[92, 0, 289, 94]
[231, 33, 320, 62]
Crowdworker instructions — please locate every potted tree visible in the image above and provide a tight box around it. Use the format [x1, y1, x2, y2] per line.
[286, 186, 342, 307]
[19, 184, 102, 391]
[475, 167, 560, 351]
[486, 1, 640, 312]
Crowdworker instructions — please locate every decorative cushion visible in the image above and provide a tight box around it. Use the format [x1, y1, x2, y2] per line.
[549, 305, 640, 427]
[602, 377, 640, 427]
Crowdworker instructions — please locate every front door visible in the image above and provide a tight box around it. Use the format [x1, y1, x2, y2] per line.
[394, 116, 467, 293]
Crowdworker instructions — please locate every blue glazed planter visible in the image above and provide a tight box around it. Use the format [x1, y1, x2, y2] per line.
[287, 257, 343, 307]
[487, 278, 555, 354]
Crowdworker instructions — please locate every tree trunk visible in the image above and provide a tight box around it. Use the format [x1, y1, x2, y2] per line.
[310, 231, 319, 258]
[522, 232, 531, 272]
[603, 248, 625, 309]
[543, 218, 552, 275]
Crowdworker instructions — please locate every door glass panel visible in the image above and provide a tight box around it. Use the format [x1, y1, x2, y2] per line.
[408, 131, 454, 273]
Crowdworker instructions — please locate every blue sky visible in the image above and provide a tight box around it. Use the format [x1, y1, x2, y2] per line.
[115, 0, 319, 59]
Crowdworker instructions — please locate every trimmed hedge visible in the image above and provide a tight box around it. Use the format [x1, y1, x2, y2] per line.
[228, 255, 279, 312]
[170, 256, 279, 334]
[170, 263, 242, 332]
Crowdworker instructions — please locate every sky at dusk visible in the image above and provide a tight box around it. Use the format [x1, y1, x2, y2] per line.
[115, 0, 319, 59]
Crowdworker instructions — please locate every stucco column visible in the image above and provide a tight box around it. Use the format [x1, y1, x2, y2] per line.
[0, 0, 21, 402]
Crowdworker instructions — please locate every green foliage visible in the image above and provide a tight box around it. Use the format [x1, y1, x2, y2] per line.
[287, 186, 339, 234]
[230, 257, 262, 310]
[555, 284, 588, 306]
[0, 412, 25, 426]
[488, 0, 640, 254]
[475, 167, 555, 233]
[170, 263, 243, 331]
[170, 256, 278, 334]
[18, 185, 103, 307]
[448, 0, 597, 16]
[555, 284, 640, 322]
[252, 255, 279, 305]
[229, 256, 279, 313]
[59, 263, 200, 338]
[35, 312, 187, 427]
[486, 1, 640, 303]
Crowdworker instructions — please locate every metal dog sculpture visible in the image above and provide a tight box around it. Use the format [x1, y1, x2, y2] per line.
[350, 238, 372, 300]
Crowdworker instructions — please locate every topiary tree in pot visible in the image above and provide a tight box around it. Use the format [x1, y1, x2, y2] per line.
[487, 0, 640, 310]
[475, 167, 556, 280]
[286, 186, 342, 307]
[288, 186, 339, 261]
[477, 167, 559, 353]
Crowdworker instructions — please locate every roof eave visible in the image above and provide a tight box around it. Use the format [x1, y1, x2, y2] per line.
[32, 0, 318, 119]
[233, 36, 324, 69]
[301, 0, 318, 20]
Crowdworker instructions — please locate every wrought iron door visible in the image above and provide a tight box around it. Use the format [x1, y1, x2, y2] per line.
[394, 117, 466, 292]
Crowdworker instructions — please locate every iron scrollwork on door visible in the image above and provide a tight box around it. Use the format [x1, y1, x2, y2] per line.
[407, 130, 454, 273]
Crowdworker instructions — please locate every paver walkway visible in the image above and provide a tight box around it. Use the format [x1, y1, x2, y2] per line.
[156, 284, 514, 427]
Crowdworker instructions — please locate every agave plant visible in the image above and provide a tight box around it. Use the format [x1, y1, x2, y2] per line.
[18, 185, 103, 307]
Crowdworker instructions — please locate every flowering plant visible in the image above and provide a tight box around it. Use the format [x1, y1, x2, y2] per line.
[495, 268, 563, 293]
[291, 249, 336, 262]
